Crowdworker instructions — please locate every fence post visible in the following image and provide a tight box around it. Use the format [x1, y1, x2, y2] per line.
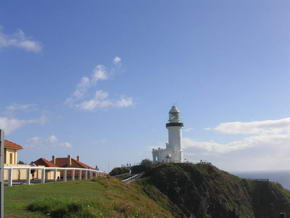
[64, 169, 67, 182]
[41, 168, 46, 184]
[0, 129, 4, 218]
[72, 169, 75, 181]
[79, 170, 82, 180]
[26, 168, 31, 185]
[8, 168, 13, 187]
[54, 169, 57, 181]
[85, 170, 88, 180]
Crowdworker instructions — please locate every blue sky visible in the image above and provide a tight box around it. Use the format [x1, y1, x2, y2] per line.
[1, 0, 290, 172]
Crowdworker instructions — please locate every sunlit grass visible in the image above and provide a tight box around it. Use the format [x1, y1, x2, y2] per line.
[5, 177, 173, 218]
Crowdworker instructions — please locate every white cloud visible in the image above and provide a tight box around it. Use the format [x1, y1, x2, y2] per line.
[183, 136, 260, 154]
[65, 65, 109, 105]
[92, 65, 108, 81]
[66, 58, 134, 111]
[28, 135, 72, 148]
[0, 27, 42, 53]
[115, 96, 134, 107]
[0, 116, 46, 135]
[213, 117, 290, 135]
[48, 135, 58, 143]
[77, 90, 134, 111]
[113, 56, 122, 64]
[5, 104, 37, 112]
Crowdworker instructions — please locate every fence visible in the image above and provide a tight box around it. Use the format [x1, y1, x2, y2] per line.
[4, 166, 104, 187]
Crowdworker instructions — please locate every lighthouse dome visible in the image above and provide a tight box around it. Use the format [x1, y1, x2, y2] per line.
[169, 105, 180, 113]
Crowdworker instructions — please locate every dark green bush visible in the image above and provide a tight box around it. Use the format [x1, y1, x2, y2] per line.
[109, 167, 129, 176]
[27, 198, 96, 218]
[131, 159, 153, 174]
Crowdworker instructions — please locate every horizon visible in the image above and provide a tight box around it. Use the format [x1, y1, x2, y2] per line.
[1, 0, 290, 172]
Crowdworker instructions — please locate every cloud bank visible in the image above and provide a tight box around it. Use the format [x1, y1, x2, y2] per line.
[182, 117, 290, 171]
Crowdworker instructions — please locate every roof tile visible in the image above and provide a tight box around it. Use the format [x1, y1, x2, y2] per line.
[52, 157, 94, 169]
[33, 158, 57, 167]
[4, 140, 23, 150]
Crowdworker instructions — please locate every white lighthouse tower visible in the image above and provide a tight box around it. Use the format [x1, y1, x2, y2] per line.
[152, 105, 184, 163]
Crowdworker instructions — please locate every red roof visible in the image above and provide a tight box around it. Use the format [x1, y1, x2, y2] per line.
[52, 157, 94, 169]
[33, 158, 57, 167]
[4, 140, 23, 150]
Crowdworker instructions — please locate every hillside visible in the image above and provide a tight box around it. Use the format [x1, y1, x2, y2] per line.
[138, 162, 290, 218]
[5, 163, 290, 218]
[4, 177, 173, 218]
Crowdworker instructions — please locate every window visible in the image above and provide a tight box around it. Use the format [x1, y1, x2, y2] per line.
[10, 153, 13, 164]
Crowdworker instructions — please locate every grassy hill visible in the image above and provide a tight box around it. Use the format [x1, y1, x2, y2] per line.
[5, 177, 173, 218]
[5, 163, 290, 217]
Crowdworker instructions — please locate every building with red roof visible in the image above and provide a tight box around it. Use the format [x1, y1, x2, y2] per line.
[4, 140, 23, 165]
[3, 139, 34, 181]
[32, 158, 60, 180]
[51, 155, 94, 169]
[50, 155, 95, 178]
[33, 158, 57, 167]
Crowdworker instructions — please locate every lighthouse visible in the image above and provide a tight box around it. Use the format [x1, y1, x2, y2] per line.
[152, 106, 184, 163]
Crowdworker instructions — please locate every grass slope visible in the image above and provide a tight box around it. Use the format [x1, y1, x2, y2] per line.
[5, 177, 173, 218]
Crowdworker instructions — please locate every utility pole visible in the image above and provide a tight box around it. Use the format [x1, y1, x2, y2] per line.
[0, 129, 4, 218]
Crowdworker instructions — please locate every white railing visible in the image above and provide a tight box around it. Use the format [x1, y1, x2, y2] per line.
[122, 173, 140, 183]
[4, 166, 105, 187]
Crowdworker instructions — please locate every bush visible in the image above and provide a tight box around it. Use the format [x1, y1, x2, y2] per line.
[131, 165, 144, 174]
[141, 159, 153, 172]
[131, 159, 153, 174]
[109, 167, 129, 176]
[27, 198, 97, 218]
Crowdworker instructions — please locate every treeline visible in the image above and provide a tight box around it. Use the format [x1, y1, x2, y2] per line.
[109, 159, 153, 176]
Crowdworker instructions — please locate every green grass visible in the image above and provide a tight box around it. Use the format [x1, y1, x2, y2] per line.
[5, 177, 173, 218]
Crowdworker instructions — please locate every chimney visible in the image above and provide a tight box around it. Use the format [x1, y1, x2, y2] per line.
[76, 155, 80, 161]
[68, 155, 72, 166]
[52, 155, 56, 164]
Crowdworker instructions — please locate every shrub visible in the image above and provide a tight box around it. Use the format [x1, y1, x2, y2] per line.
[109, 167, 129, 176]
[131, 159, 153, 174]
[27, 198, 97, 218]
[140, 159, 153, 172]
